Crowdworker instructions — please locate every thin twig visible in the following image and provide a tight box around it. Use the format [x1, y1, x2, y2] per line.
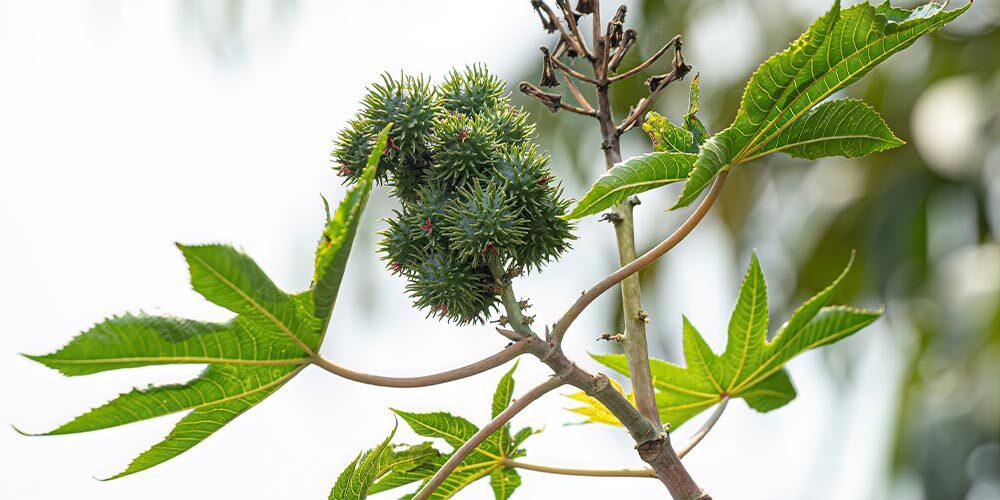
[532, 0, 587, 59]
[676, 396, 729, 458]
[556, 0, 594, 60]
[519, 81, 597, 116]
[502, 398, 728, 479]
[561, 74, 595, 113]
[550, 171, 729, 347]
[412, 374, 569, 500]
[617, 42, 691, 134]
[590, 0, 602, 64]
[309, 339, 529, 388]
[609, 34, 682, 82]
[608, 28, 637, 72]
[503, 459, 657, 478]
[547, 49, 599, 84]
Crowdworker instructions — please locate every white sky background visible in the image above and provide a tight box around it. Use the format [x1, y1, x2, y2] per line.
[0, 1, 922, 499]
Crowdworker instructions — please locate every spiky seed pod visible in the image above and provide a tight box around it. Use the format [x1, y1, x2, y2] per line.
[488, 145, 575, 271]
[513, 191, 576, 272]
[400, 183, 455, 248]
[377, 210, 423, 273]
[443, 182, 528, 266]
[489, 144, 552, 211]
[337, 66, 576, 326]
[388, 154, 431, 204]
[361, 73, 439, 161]
[438, 65, 507, 116]
[428, 112, 500, 186]
[481, 105, 535, 148]
[405, 252, 498, 325]
[332, 117, 378, 183]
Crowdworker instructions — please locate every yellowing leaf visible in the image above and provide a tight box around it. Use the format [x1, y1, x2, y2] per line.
[565, 377, 637, 426]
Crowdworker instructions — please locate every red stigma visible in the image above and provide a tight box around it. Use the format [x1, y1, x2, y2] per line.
[419, 218, 434, 236]
[383, 136, 400, 155]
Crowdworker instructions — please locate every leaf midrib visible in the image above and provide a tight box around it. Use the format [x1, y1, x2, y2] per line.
[731, 320, 871, 395]
[727, 268, 761, 392]
[580, 177, 686, 212]
[739, 133, 901, 163]
[187, 251, 313, 355]
[39, 356, 307, 367]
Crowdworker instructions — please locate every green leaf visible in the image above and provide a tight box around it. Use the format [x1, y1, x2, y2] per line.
[490, 468, 522, 500]
[27, 364, 302, 437]
[674, 0, 969, 208]
[369, 366, 533, 499]
[24, 244, 323, 479]
[721, 252, 770, 389]
[178, 244, 321, 351]
[565, 152, 696, 220]
[741, 99, 904, 162]
[331, 424, 439, 500]
[24, 132, 389, 476]
[583, 253, 881, 429]
[24, 314, 307, 376]
[314, 123, 392, 324]
[105, 364, 304, 480]
[492, 361, 518, 419]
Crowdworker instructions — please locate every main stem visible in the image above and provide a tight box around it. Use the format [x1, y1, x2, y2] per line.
[594, 54, 661, 427]
[492, 267, 705, 498]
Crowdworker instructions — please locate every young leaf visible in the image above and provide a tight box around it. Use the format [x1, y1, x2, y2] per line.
[674, 0, 970, 208]
[576, 253, 881, 429]
[331, 424, 439, 500]
[644, 112, 698, 154]
[23, 125, 394, 479]
[683, 74, 709, 147]
[564, 152, 696, 220]
[367, 366, 534, 499]
[643, 75, 708, 154]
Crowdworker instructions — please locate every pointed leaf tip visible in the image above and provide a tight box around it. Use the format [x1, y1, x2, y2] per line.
[11, 424, 36, 437]
[671, 0, 968, 208]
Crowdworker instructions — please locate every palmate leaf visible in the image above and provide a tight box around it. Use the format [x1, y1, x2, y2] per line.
[362, 364, 535, 499]
[23, 125, 393, 479]
[564, 153, 695, 220]
[673, 0, 969, 209]
[574, 252, 882, 429]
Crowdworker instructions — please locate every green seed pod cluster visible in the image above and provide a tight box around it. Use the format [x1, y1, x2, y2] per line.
[333, 65, 575, 325]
